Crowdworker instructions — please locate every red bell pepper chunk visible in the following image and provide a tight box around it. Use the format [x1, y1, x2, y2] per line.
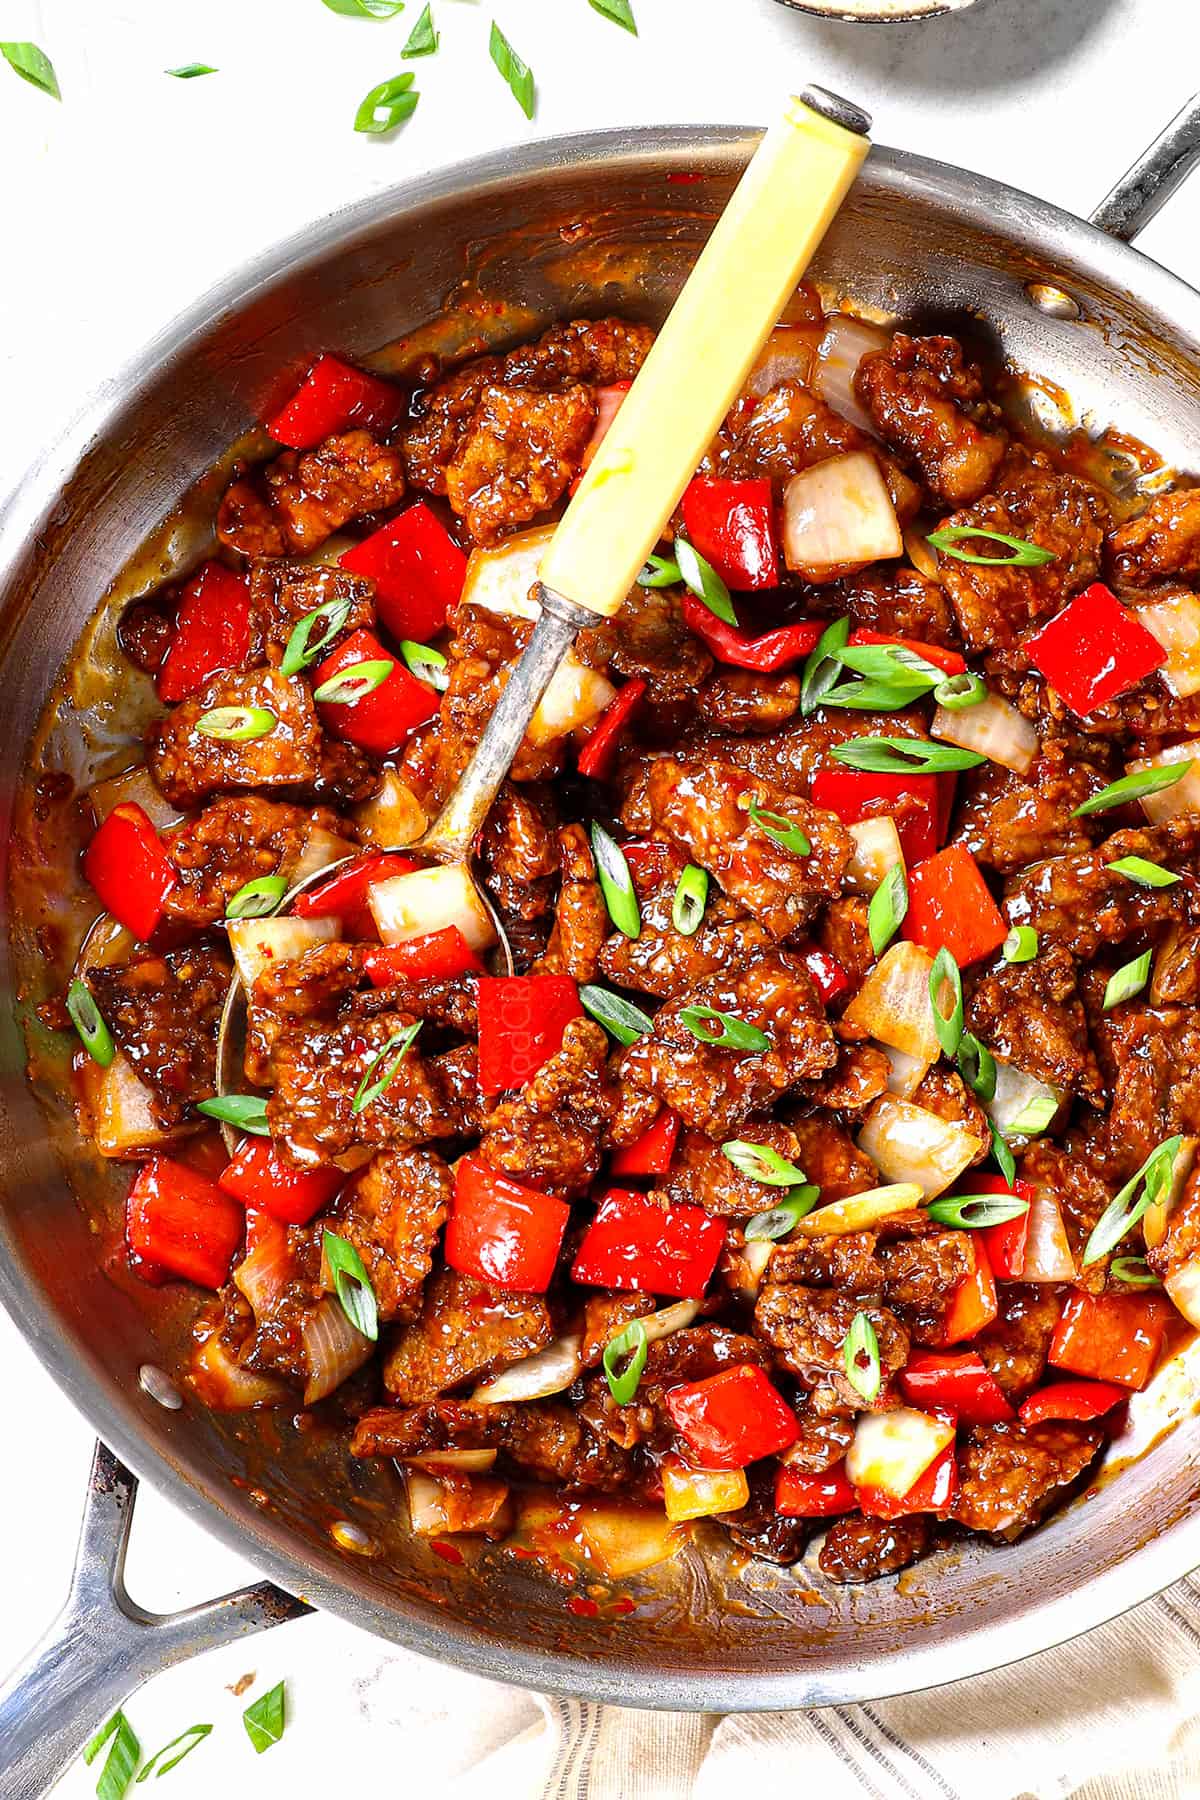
[774, 1459, 857, 1519]
[899, 1349, 1014, 1423]
[680, 477, 779, 591]
[1048, 1289, 1170, 1390]
[82, 802, 179, 943]
[313, 627, 440, 757]
[156, 561, 253, 704]
[1025, 581, 1165, 717]
[847, 629, 967, 679]
[218, 1136, 345, 1227]
[935, 1237, 999, 1346]
[126, 1156, 244, 1289]
[445, 1156, 569, 1292]
[581, 382, 631, 470]
[680, 591, 822, 671]
[265, 353, 405, 451]
[571, 1188, 725, 1299]
[810, 768, 954, 868]
[609, 1109, 681, 1178]
[796, 942, 851, 1006]
[904, 844, 1007, 967]
[363, 926, 484, 987]
[1018, 1378, 1128, 1425]
[477, 974, 584, 1095]
[960, 1172, 1034, 1280]
[292, 852, 416, 940]
[665, 1363, 799, 1469]
[576, 679, 647, 781]
[339, 502, 468, 644]
[857, 1443, 959, 1520]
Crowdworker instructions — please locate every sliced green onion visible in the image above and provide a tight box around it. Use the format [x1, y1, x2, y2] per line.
[489, 21, 534, 117]
[579, 984, 654, 1046]
[744, 1184, 820, 1242]
[323, 1229, 379, 1341]
[590, 0, 638, 29]
[674, 533, 737, 626]
[67, 978, 115, 1067]
[672, 864, 708, 936]
[844, 1311, 881, 1404]
[1003, 925, 1038, 963]
[721, 1140, 808, 1187]
[135, 1723, 212, 1782]
[1111, 1256, 1162, 1288]
[84, 1710, 140, 1800]
[957, 1032, 996, 1102]
[830, 736, 986, 775]
[637, 553, 681, 589]
[603, 1319, 648, 1403]
[1, 40, 60, 98]
[323, 0, 407, 14]
[747, 798, 810, 857]
[927, 526, 1057, 567]
[1072, 762, 1192, 817]
[1083, 1134, 1184, 1267]
[591, 823, 641, 939]
[990, 1120, 1016, 1187]
[225, 875, 289, 920]
[679, 1006, 770, 1053]
[934, 671, 987, 710]
[926, 1192, 1030, 1229]
[243, 1681, 287, 1755]
[1103, 949, 1153, 1012]
[279, 598, 353, 675]
[800, 615, 851, 717]
[196, 1093, 270, 1135]
[399, 639, 449, 690]
[313, 659, 393, 705]
[823, 643, 944, 711]
[1106, 855, 1180, 889]
[196, 705, 276, 741]
[928, 948, 964, 1059]
[402, 4, 439, 55]
[1008, 1091, 1059, 1136]
[354, 73, 419, 134]
[166, 63, 217, 78]
[868, 862, 908, 957]
[352, 1020, 422, 1113]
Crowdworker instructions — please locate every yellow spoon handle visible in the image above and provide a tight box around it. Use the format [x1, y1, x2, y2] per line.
[538, 88, 871, 620]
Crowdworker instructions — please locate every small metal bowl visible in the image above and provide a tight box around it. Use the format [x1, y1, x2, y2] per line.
[772, 0, 981, 20]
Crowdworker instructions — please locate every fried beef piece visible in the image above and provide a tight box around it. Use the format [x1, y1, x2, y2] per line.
[620, 950, 837, 1137]
[1147, 1164, 1200, 1284]
[432, 1044, 485, 1136]
[770, 1231, 880, 1291]
[699, 706, 927, 798]
[579, 1293, 655, 1367]
[644, 757, 851, 940]
[479, 783, 559, 923]
[1108, 487, 1200, 588]
[816, 896, 875, 992]
[164, 795, 349, 928]
[478, 1017, 615, 1198]
[311, 737, 381, 807]
[967, 942, 1102, 1103]
[828, 564, 959, 649]
[383, 1268, 554, 1402]
[148, 666, 323, 809]
[819, 1513, 932, 1583]
[1101, 1004, 1200, 1178]
[909, 1067, 990, 1165]
[810, 1042, 891, 1113]
[87, 944, 230, 1123]
[952, 1421, 1103, 1535]
[267, 1005, 458, 1159]
[533, 824, 609, 984]
[598, 854, 773, 1002]
[350, 1398, 505, 1459]
[722, 380, 864, 482]
[445, 382, 595, 544]
[247, 560, 376, 659]
[785, 1385, 858, 1473]
[330, 1147, 453, 1323]
[697, 668, 802, 734]
[785, 1115, 881, 1203]
[935, 459, 1110, 651]
[351, 1393, 632, 1492]
[876, 1229, 973, 1344]
[719, 1467, 813, 1565]
[953, 754, 1105, 876]
[755, 1285, 908, 1408]
[497, 1402, 634, 1492]
[219, 432, 406, 559]
[1004, 819, 1200, 960]
[654, 1118, 804, 1218]
[854, 333, 1007, 508]
[974, 1284, 1063, 1400]
[583, 583, 714, 711]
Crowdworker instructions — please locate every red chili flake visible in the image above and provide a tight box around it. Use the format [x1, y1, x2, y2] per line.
[667, 172, 704, 185]
[431, 1539, 464, 1565]
[568, 1596, 599, 1617]
[607, 1597, 636, 1616]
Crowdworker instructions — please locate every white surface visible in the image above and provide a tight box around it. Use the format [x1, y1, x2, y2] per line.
[1, 0, 1199, 1791]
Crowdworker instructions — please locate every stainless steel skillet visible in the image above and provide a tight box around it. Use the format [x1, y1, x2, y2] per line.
[2, 97, 1200, 1797]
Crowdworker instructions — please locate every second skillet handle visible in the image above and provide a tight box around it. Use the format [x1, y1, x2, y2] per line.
[1090, 92, 1200, 241]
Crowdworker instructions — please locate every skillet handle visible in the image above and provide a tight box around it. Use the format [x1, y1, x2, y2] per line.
[1090, 92, 1200, 241]
[0, 1442, 311, 1800]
